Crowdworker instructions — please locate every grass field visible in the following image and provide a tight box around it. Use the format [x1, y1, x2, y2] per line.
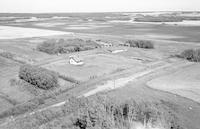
[43, 53, 145, 82]
[147, 63, 200, 103]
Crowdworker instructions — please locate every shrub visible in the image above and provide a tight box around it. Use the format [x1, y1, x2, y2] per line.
[37, 40, 58, 54]
[37, 38, 101, 55]
[180, 49, 195, 60]
[125, 40, 154, 49]
[19, 65, 59, 90]
[179, 49, 200, 62]
[62, 95, 181, 129]
[2, 95, 182, 129]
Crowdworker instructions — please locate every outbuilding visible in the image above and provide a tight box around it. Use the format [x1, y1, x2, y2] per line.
[96, 40, 113, 47]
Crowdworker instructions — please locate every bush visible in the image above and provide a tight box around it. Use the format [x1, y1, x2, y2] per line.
[125, 40, 154, 49]
[62, 95, 181, 129]
[2, 95, 182, 129]
[37, 38, 101, 55]
[19, 65, 59, 90]
[179, 49, 200, 62]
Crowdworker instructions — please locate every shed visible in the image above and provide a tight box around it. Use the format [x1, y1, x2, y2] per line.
[96, 40, 113, 47]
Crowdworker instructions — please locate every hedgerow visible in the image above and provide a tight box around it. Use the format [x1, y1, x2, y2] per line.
[37, 38, 101, 54]
[19, 65, 59, 90]
[125, 40, 154, 49]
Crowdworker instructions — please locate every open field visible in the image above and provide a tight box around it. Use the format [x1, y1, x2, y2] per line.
[147, 63, 200, 103]
[0, 57, 24, 111]
[0, 12, 200, 129]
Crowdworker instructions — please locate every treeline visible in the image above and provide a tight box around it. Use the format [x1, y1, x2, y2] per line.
[63, 96, 181, 129]
[124, 40, 154, 49]
[2, 95, 183, 129]
[37, 38, 101, 55]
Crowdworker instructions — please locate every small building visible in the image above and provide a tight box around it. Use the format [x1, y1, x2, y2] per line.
[119, 43, 125, 46]
[111, 49, 127, 53]
[96, 40, 113, 47]
[69, 55, 84, 66]
[119, 42, 130, 47]
[121, 42, 130, 47]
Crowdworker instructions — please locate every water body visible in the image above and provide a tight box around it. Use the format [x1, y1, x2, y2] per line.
[0, 26, 73, 39]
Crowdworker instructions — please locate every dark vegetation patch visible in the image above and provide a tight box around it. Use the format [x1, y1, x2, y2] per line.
[37, 38, 101, 55]
[177, 49, 200, 62]
[63, 96, 182, 129]
[124, 40, 154, 49]
[19, 65, 59, 90]
[1, 95, 183, 129]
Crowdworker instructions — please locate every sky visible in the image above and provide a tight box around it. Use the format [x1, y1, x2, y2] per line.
[0, 0, 200, 13]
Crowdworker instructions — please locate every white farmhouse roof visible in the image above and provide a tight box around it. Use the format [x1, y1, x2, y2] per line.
[69, 55, 82, 63]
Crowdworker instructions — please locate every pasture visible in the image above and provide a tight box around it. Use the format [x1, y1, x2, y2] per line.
[43, 53, 146, 82]
[147, 63, 200, 103]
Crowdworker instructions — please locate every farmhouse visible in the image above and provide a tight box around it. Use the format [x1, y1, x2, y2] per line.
[69, 55, 84, 66]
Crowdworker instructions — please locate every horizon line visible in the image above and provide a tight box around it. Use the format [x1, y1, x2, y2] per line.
[0, 10, 200, 14]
